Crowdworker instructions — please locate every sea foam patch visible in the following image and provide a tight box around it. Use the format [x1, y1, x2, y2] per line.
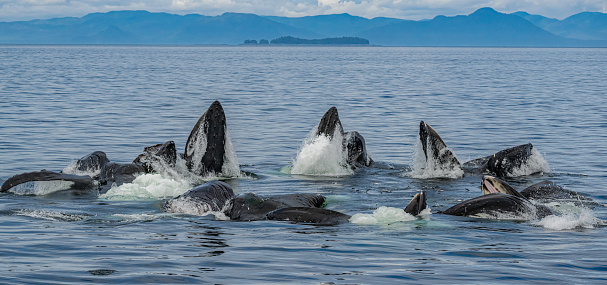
[350, 206, 431, 225]
[100, 174, 191, 200]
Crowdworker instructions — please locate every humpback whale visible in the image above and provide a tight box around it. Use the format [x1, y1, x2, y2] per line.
[164, 181, 426, 224]
[163, 181, 345, 224]
[417, 121, 545, 177]
[440, 193, 552, 219]
[463, 143, 537, 177]
[184, 100, 239, 177]
[315, 107, 372, 169]
[2, 150, 150, 195]
[0, 101, 240, 195]
[481, 175, 589, 202]
[416, 121, 463, 177]
[70, 151, 110, 176]
[0, 170, 98, 195]
[133, 141, 177, 173]
[438, 176, 557, 220]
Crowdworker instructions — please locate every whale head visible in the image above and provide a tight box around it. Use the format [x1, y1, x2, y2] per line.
[481, 175, 525, 198]
[418, 121, 461, 169]
[185, 101, 228, 176]
[404, 191, 427, 216]
[316, 106, 344, 138]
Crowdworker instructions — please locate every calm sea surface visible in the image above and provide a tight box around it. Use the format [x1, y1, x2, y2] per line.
[1, 46, 606, 283]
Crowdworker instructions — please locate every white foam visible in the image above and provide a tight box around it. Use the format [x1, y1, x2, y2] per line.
[164, 196, 230, 220]
[111, 213, 175, 222]
[290, 128, 353, 176]
[532, 203, 603, 230]
[507, 148, 550, 177]
[15, 209, 89, 222]
[99, 174, 191, 200]
[410, 135, 464, 179]
[8, 180, 76, 196]
[349, 206, 430, 225]
[221, 131, 241, 178]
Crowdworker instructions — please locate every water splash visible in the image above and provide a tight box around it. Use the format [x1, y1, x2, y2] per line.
[290, 128, 353, 176]
[186, 123, 208, 175]
[221, 131, 241, 178]
[163, 196, 231, 220]
[410, 135, 464, 179]
[507, 148, 550, 177]
[349, 206, 431, 225]
[99, 174, 191, 200]
[7, 180, 76, 196]
[532, 202, 603, 230]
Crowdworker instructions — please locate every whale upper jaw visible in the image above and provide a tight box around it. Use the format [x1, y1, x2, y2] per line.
[184, 100, 228, 176]
[404, 191, 427, 216]
[418, 121, 462, 169]
[316, 106, 344, 138]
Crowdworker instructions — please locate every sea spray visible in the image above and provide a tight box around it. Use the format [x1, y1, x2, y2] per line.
[290, 128, 353, 176]
[162, 196, 231, 220]
[507, 148, 550, 177]
[533, 202, 602, 230]
[221, 131, 241, 178]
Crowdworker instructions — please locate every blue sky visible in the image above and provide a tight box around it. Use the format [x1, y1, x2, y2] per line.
[0, 0, 605, 22]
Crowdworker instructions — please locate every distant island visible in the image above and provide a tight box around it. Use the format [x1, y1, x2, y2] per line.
[269, 36, 369, 45]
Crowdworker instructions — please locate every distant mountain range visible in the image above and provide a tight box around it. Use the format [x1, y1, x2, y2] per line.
[1, 8, 605, 46]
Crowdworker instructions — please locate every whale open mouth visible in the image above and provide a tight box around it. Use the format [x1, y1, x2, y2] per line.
[404, 191, 427, 216]
[483, 179, 500, 194]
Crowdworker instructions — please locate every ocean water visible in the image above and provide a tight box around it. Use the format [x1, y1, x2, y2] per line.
[1, 45, 607, 283]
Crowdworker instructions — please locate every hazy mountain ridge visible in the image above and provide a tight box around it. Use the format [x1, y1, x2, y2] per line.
[1, 8, 605, 46]
[514, 11, 607, 41]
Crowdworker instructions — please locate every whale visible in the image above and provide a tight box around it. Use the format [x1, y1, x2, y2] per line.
[65, 151, 146, 190]
[440, 192, 553, 220]
[417, 121, 462, 174]
[184, 100, 239, 177]
[463, 143, 536, 177]
[417, 121, 542, 177]
[0, 101, 240, 195]
[315, 106, 372, 168]
[438, 176, 556, 220]
[163, 181, 345, 224]
[70, 151, 110, 175]
[133, 141, 177, 173]
[2, 150, 150, 195]
[164, 181, 426, 224]
[185, 100, 226, 176]
[481, 175, 589, 202]
[0, 170, 98, 195]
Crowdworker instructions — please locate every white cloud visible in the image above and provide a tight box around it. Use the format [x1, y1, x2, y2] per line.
[0, 0, 605, 21]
